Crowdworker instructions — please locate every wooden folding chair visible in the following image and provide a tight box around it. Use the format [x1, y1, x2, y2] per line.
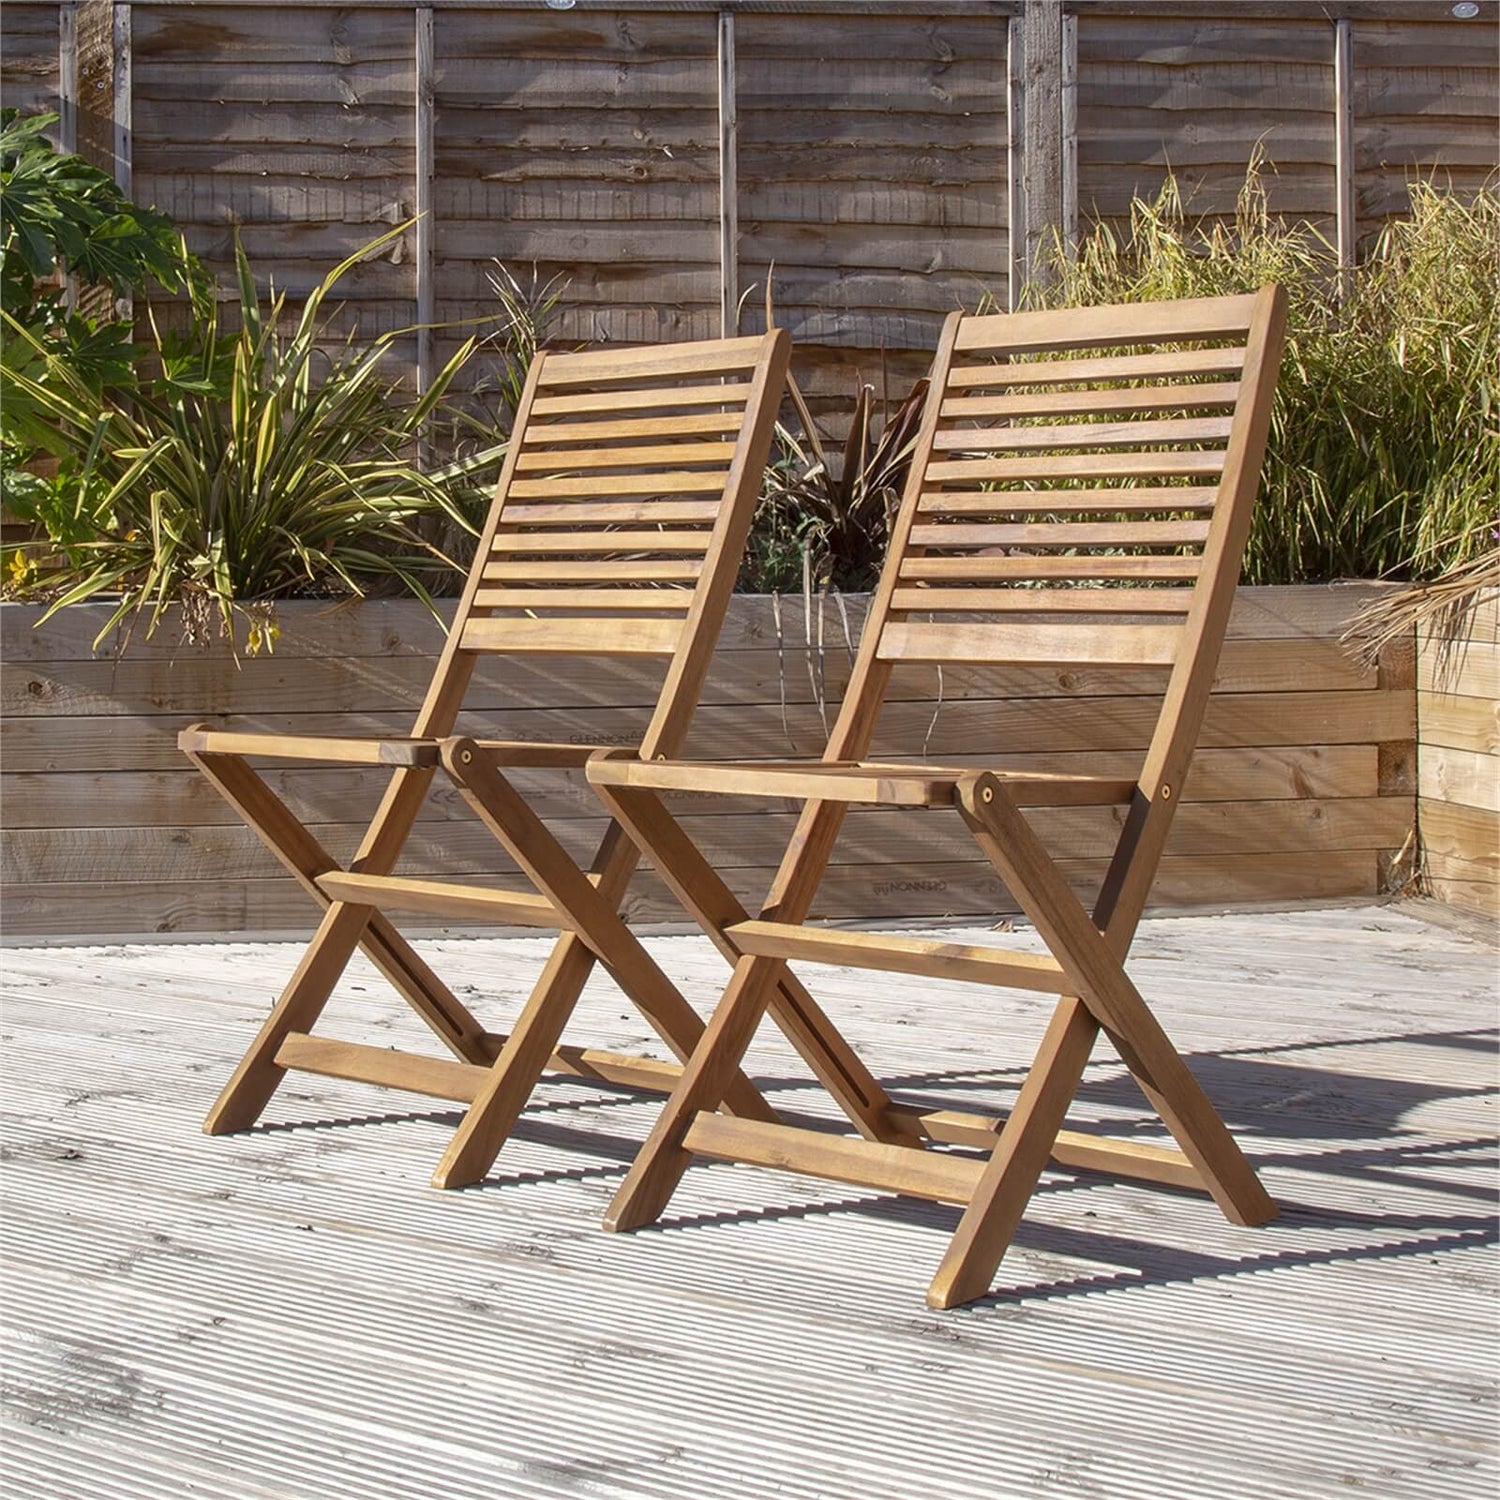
[585, 289, 1290, 1306]
[178, 331, 814, 1190]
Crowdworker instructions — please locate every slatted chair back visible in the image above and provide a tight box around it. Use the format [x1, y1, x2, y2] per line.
[414, 333, 790, 756]
[818, 289, 1286, 932]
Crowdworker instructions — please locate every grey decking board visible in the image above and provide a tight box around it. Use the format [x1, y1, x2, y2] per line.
[1, 903, 1494, 1500]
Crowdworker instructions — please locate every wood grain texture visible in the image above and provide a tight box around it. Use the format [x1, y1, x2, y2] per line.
[1416, 599, 1500, 919]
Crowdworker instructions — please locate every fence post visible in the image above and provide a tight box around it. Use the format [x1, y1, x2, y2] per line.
[415, 5, 435, 399]
[72, 0, 115, 177]
[1021, 0, 1065, 298]
[58, 4, 77, 153]
[717, 9, 739, 336]
[1006, 15, 1025, 310]
[1334, 17, 1356, 274]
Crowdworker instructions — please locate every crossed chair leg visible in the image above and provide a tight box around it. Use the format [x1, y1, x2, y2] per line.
[590, 767, 1276, 1309]
[186, 734, 904, 1189]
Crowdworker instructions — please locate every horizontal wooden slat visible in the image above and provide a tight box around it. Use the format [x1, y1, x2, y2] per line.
[683, 1113, 983, 1206]
[538, 336, 770, 386]
[877, 620, 1183, 667]
[179, 730, 439, 768]
[900, 555, 1203, 582]
[953, 295, 1259, 353]
[882, 1104, 1206, 1191]
[273, 1032, 685, 1099]
[501, 500, 723, 526]
[2, 686, 1408, 776]
[481, 559, 703, 583]
[946, 347, 1249, 391]
[1418, 744, 1500, 813]
[917, 488, 1220, 516]
[925, 451, 1226, 483]
[471, 588, 697, 613]
[529, 412, 746, 444]
[513, 440, 739, 472]
[890, 587, 1197, 614]
[586, 757, 958, 807]
[317, 872, 566, 928]
[0, 848, 1391, 936]
[940, 382, 1242, 420]
[459, 616, 683, 656]
[909, 521, 1212, 549]
[586, 757, 1135, 809]
[529, 381, 753, 417]
[506, 472, 731, 499]
[490, 529, 712, 556]
[726, 919, 1072, 992]
[931, 416, 1234, 452]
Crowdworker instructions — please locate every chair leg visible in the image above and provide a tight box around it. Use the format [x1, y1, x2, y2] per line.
[605, 952, 786, 1232]
[203, 901, 375, 1134]
[589, 771, 903, 1144]
[431, 929, 613, 1189]
[420, 741, 774, 1188]
[187, 748, 494, 1065]
[957, 775, 1275, 1228]
[927, 997, 1098, 1309]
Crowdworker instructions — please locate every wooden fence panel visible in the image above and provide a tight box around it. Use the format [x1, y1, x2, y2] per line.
[129, 4, 418, 365]
[1075, 11, 1337, 236]
[1352, 18, 1500, 244]
[735, 10, 1010, 353]
[1, 3, 61, 120]
[2, 2, 1494, 365]
[432, 5, 720, 361]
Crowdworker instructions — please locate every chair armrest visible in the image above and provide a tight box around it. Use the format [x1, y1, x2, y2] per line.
[179, 726, 440, 768]
[586, 753, 1136, 809]
[585, 753, 957, 807]
[470, 740, 624, 768]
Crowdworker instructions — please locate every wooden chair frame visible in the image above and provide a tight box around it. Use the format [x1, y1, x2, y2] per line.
[586, 289, 1290, 1306]
[176, 329, 878, 1190]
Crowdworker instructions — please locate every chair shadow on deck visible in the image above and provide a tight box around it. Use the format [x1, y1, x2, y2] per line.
[234, 1022, 1499, 1301]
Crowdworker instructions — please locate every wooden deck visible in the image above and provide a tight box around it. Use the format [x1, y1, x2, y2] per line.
[2, 902, 1495, 1499]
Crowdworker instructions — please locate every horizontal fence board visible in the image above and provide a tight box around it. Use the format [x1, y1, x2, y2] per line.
[0, 688, 1416, 776]
[0, 797, 1412, 887]
[0, 3, 59, 116]
[0, 587, 1398, 661]
[435, 8, 716, 60]
[0, 745, 1380, 833]
[1419, 639, 1500, 699]
[0, 636, 1377, 721]
[1418, 798, 1500, 876]
[1418, 745, 1500, 815]
[133, 59, 415, 106]
[0, 850, 1384, 939]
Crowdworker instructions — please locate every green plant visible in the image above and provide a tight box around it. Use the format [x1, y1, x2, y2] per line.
[477, 259, 570, 433]
[745, 372, 929, 594]
[1, 109, 208, 520]
[1034, 160, 1500, 586]
[2, 225, 501, 651]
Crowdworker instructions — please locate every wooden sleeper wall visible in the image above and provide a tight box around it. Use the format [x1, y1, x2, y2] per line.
[1, 588, 1415, 938]
[1417, 594, 1500, 921]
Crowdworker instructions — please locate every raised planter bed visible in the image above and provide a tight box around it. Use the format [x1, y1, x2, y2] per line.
[1416, 591, 1500, 920]
[1, 585, 1417, 939]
